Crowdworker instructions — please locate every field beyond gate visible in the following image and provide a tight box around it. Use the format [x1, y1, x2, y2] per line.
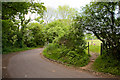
[87, 40, 102, 54]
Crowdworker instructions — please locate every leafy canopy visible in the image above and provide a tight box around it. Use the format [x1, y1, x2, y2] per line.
[75, 2, 120, 58]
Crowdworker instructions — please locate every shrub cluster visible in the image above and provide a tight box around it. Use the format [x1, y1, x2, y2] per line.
[43, 21, 90, 67]
[43, 43, 90, 67]
[93, 52, 120, 75]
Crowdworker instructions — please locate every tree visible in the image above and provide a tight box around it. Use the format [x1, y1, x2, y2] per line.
[43, 7, 56, 24]
[2, 2, 30, 48]
[43, 19, 69, 43]
[2, 1, 46, 48]
[57, 21, 86, 51]
[57, 5, 77, 20]
[85, 33, 93, 40]
[13, 2, 45, 48]
[75, 2, 120, 59]
[24, 22, 44, 47]
[2, 2, 29, 20]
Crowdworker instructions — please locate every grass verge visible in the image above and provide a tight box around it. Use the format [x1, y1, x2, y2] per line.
[2, 47, 40, 54]
[93, 54, 120, 75]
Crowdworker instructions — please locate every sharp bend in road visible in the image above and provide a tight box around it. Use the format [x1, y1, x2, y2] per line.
[7, 48, 98, 78]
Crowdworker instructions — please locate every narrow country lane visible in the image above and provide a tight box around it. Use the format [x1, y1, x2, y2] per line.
[3, 48, 99, 78]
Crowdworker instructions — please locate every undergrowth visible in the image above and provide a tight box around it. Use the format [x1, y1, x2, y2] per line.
[43, 43, 90, 67]
[93, 53, 120, 75]
[2, 47, 39, 54]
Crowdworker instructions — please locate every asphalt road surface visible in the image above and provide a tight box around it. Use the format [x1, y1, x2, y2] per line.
[6, 48, 99, 78]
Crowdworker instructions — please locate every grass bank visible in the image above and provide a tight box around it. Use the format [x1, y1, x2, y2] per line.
[87, 40, 120, 75]
[2, 46, 42, 54]
[43, 43, 90, 67]
[93, 54, 120, 75]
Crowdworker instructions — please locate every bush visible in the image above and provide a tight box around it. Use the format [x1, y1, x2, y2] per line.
[93, 53, 120, 75]
[43, 43, 90, 67]
[43, 18, 89, 67]
[43, 43, 66, 60]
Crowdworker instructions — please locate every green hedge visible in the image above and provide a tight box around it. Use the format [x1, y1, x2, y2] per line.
[43, 43, 90, 67]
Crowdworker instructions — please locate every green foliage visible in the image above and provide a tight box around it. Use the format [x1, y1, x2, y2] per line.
[43, 43, 90, 67]
[24, 22, 45, 47]
[43, 19, 70, 43]
[2, 47, 36, 54]
[85, 33, 97, 40]
[57, 5, 77, 20]
[2, 2, 29, 20]
[76, 2, 120, 59]
[2, 1, 46, 20]
[86, 33, 93, 40]
[93, 53, 120, 75]
[2, 1, 46, 53]
[2, 20, 15, 48]
[43, 18, 89, 67]
[56, 20, 86, 51]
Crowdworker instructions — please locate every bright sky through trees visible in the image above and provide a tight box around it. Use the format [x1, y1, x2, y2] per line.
[25, 0, 91, 21]
[40, 0, 91, 9]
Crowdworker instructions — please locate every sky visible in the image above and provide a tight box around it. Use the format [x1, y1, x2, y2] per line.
[40, 0, 91, 9]
[26, 0, 91, 21]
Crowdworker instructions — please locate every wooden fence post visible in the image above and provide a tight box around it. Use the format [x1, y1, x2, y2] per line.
[88, 42, 89, 55]
[101, 43, 103, 55]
